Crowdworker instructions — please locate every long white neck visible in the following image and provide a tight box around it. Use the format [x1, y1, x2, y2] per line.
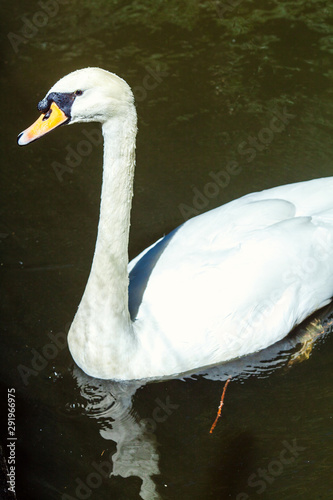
[68, 106, 138, 379]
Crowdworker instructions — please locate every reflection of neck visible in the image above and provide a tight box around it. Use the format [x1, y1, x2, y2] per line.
[68, 107, 138, 379]
[75, 373, 161, 500]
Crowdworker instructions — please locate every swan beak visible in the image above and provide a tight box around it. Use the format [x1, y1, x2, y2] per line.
[17, 101, 69, 146]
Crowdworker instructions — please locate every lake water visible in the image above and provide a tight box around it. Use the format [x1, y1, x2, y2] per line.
[1, 1, 333, 499]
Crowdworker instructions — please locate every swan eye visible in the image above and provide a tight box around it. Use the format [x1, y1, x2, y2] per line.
[75, 90, 83, 96]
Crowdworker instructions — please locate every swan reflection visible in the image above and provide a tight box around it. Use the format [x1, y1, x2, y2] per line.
[71, 372, 161, 499]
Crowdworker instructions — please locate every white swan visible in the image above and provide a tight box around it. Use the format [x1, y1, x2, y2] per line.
[18, 67, 333, 381]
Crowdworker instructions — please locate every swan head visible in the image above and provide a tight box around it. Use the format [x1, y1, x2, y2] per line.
[17, 67, 135, 146]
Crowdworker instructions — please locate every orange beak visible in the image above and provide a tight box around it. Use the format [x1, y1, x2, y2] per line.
[17, 101, 69, 146]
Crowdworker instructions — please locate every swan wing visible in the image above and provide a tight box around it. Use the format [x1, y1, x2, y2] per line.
[129, 179, 333, 369]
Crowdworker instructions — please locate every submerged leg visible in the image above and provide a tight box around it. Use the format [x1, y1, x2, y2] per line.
[288, 318, 332, 366]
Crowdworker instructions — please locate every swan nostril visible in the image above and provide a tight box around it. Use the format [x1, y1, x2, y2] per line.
[42, 109, 52, 121]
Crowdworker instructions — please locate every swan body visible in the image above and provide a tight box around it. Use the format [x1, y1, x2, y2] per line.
[18, 68, 333, 380]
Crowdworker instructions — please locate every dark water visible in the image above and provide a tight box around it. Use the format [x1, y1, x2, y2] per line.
[1, 1, 333, 499]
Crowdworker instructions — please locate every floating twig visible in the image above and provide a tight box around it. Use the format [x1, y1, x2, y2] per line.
[209, 377, 231, 434]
